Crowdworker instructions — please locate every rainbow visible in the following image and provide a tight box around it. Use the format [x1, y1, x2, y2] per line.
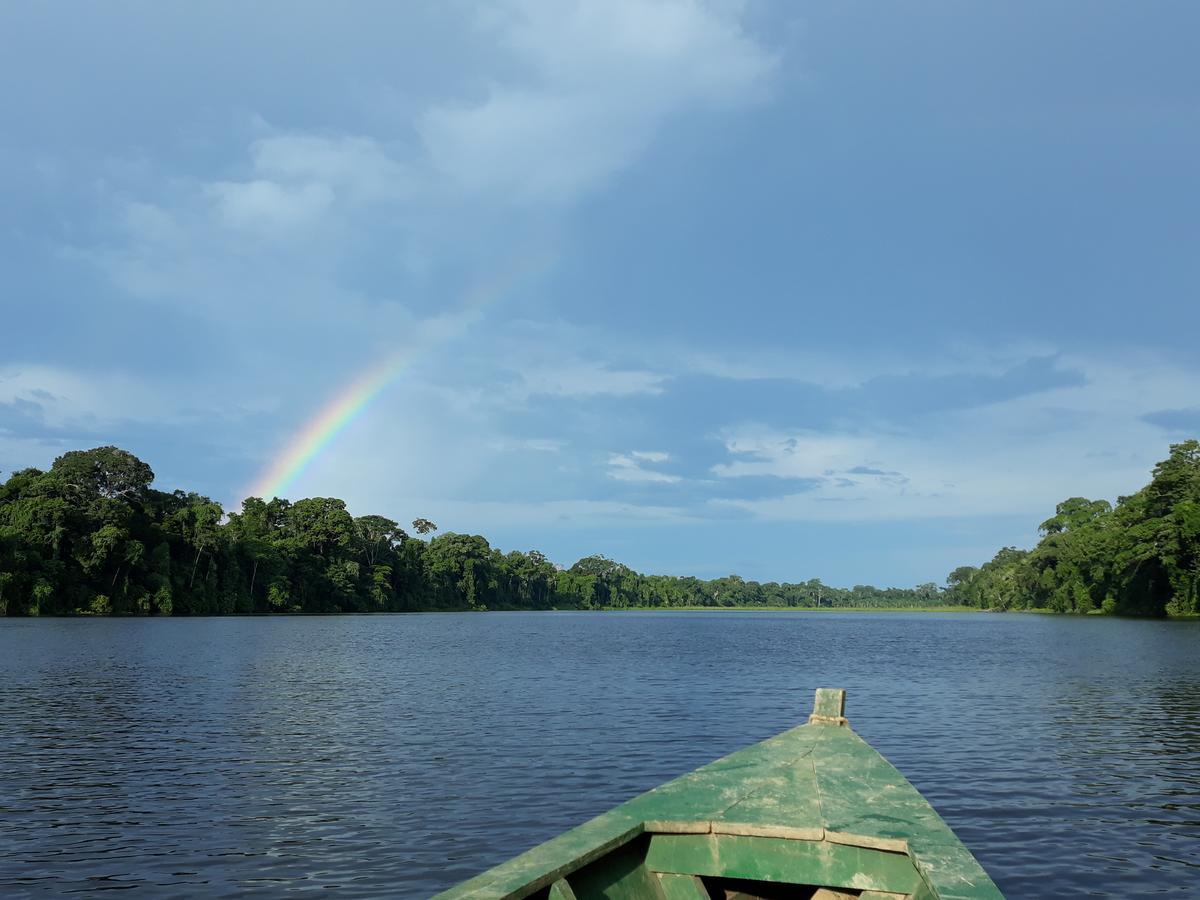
[244, 250, 554, 502]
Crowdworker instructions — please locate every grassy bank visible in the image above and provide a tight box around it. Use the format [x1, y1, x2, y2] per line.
[618, 605, 984, 613]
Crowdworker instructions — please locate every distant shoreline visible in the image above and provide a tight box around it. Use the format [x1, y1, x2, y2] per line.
[6, 442, 1198, 620]
[4, 606, 1196, 620]
[614, 605, 984, 613]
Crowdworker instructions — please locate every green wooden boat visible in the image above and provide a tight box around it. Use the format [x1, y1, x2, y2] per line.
[435, 690, 1002, 900]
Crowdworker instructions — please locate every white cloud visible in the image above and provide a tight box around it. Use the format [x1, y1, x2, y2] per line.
[712, 432, 873, 480]
[418, 0, 777, 205]
[608, 451, 681, 483]
[481, 437, 566, 454]
[171, 0, 777, 249]
[631, 450, 669, 462]
[705, 352, 1200, 523]
[518, 361, 668, 397]
[122, 200, 182, 246]
[0, 364, 180, 426]
[205, 179, 334, 234]
[522, 438, 565, 453]
[249, 135, 410, 201]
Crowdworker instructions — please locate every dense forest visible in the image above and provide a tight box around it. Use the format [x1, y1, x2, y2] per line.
[943, 440, 1200, 617]
[0, 442, 1196, 617]
[0, 445, 942, 616]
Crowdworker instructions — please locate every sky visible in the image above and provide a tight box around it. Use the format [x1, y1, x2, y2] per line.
[2, 1, 1198, 587]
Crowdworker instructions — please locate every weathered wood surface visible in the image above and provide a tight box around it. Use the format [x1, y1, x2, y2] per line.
[808, 688, 849, 726]
[434, 690, 1003, 900]
[654, 873, 707, 900]
[568, 837, 664, 900]
[645, 833, 923, 894]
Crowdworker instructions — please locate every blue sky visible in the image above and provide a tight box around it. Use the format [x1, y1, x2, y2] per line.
[2, 1, 1198, 587]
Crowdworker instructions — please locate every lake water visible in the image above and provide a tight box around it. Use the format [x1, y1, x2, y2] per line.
[1, 612, 1197, 898]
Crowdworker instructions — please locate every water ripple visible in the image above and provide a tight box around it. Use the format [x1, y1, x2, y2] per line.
[1, 613, 1198, 898]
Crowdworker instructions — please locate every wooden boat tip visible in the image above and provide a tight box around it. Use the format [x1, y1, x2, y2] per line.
[808, 687, 850, 727]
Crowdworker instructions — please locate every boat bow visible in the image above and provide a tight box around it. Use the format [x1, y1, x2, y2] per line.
[435, 689, 1002, 900]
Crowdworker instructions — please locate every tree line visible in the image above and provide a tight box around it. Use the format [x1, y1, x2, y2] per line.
[0, 446, 944, 616]
[944, 440, 1200, 616]
[0, 441, 1196, 617]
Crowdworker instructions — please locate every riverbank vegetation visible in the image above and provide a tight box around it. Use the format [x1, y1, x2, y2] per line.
[944, 441, 1199, 617]
[0, 446, 942, 616]
[0, 442, 1196, 617]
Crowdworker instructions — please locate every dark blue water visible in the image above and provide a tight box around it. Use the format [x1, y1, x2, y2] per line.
[1, 613, 1197, 898]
